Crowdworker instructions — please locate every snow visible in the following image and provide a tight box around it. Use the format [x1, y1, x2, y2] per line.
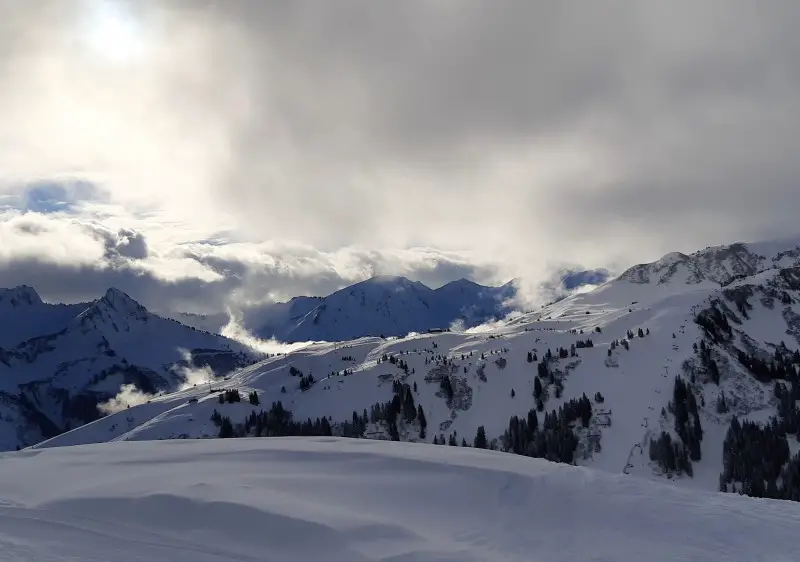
[2, 437, 799, 561]
[30, 274, 719, 488]
[257, 275, 515, 342]
[0, 287, 261, 450]
[6, 235, 800, 501]
[619, 235, 800, 287]
[0, 286, 88, 347]
[5, 238, 800, 558]
[36, 244, 800, 501]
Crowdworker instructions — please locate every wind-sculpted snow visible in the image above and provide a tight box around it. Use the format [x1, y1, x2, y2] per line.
[1, 438, 798, 561]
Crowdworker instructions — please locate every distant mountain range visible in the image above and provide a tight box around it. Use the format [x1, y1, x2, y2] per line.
[175, 269, 611, 342]
[0, 269, 608, 449]
[36, 234, 800, 506]
[0, 286, 261, 450]
[249, 276, 517, 342]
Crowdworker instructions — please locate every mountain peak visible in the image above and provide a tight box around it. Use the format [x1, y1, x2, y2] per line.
[100, 287, 147, 314]
[350, 276, 430, 294]
[442, 277, 481, 288]
[76, 287, 149, 329]
[0, 285, 43, 308]
[361, 275, 417, 286]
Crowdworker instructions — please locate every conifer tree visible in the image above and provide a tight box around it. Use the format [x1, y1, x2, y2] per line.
[417, 405, 427, 439]
[474, 425, 488, 449]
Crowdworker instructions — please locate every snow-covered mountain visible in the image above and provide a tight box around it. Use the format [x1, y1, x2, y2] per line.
[253, 275, 517, 342]
[39, 235, 800, 503]
[0, 287, 261, 450]
[535, 267, 611, 305]
[560, 268, 611, 290]
[243, 294, 324, 338]
[1, 438, 797, 561]
[171, 270, 605, 341]
[619, 237, 800, 286]
[0, 286, 89, 347]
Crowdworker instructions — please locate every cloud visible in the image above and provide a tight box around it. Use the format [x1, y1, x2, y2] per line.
[97, 383, 153, 415]
[89, 226, 149, 260]
[175, 1, 800, 267]
[2, 1, 800, 313]
[220, 311, 314, 355]
[0, 210, 502, 317]
[174, 348, 217, 391]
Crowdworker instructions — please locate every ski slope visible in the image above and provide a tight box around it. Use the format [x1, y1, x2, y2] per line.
[1, 437, 798, 561]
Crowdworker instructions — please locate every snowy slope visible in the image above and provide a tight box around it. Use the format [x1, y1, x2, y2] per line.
[25, 280, 715, 478]
[2, 438, 798, 561]
[41, 235, 800, 499]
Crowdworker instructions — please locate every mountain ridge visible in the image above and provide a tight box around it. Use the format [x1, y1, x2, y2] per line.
[39, 234, 800, 505]
[619, 236, 800, 286]
[176, 271, 607, 341]
[0, 287, 262, 450]
[262, 274, 516, 342]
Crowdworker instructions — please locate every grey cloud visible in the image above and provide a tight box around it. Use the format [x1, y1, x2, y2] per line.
[151, 1, 800, 266]
[89, 226, 149, 260]
[2, 1, 800, 291]
[0, 256, 223, 310]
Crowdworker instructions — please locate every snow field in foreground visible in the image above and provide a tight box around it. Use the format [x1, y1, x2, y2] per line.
[1, 437, 798, 561]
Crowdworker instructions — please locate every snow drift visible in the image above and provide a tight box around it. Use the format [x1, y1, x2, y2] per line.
[0, 438, 798, 561]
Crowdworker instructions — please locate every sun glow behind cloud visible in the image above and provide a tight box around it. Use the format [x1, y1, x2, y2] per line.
[80, 0, 146, 63]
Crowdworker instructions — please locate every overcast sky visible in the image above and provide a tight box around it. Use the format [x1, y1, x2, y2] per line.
[1, 0, 799, 313]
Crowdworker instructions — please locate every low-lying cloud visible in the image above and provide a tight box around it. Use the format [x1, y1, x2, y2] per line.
[220, 309, 315, 355]
[97, 383, 153, 415]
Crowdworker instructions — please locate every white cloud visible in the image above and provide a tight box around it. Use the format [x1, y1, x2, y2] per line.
[220, 311, 314, 355]
[97, 383, 153, 415]
[0, 212, 106, 266]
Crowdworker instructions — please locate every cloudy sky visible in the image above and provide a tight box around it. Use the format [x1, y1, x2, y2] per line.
[1, 0, 799, 314]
